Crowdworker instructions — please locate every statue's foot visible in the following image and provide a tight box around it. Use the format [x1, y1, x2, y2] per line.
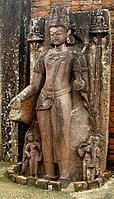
[58, 177, 71, 189]
[43, 175, 58, 181]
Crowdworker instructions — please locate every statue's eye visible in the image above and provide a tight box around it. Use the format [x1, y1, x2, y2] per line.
[50, 32, 54, 36]
[56, 33, 61, 35]
[50, 31, 62, 36]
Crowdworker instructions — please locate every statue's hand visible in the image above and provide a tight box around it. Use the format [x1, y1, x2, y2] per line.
[73, 76, 85, 91]
[9, 96, 23, 121]
[27, 154, 31, 159]
[10, 96, 21, 110]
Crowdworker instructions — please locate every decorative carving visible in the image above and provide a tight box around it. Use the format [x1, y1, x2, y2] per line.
[27, 18, 45, 42]
[22, 127, 42, 177]
[90, 10, 108, 33]
[9, 7, 111, 188]
[78, 136, 100, 181]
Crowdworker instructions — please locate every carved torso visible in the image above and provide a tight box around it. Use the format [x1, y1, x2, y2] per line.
[43, 48, 73, 92]
[36, 47, 74, 110]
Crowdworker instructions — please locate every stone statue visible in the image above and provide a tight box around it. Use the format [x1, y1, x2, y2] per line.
[9, 6, 111, 188]
[10, 7, 87, 186]
[78, 136, 100, 181]
[22, 130, 42, 177]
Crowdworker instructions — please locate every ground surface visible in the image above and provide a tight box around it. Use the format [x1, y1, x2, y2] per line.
[0, 161, 114, 199]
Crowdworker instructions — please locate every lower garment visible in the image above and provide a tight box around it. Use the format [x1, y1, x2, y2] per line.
[36, 92, 72, 179]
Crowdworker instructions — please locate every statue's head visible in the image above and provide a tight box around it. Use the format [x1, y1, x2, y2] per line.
[49, 7, 70, 46]
[50, 26, 67, 46]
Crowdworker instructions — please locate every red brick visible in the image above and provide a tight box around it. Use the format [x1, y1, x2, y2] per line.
[102, 0, 112, 4]
[32, 0, 50, 7]
[32, 10, 50, 18]
[70, 5, 81, 11]
[110, 116, 114, 123]
[80, 0, 93, 5]
[109, 120, 114, 127]
[72, 1, 79, 6]
[108, 154, 114, 160]
[110, 100, 114, 106]
[80, 5, 102, 11]
[94, 0, 102, 4]
[110, 105, 114, 112]
[109, 144, 114, 150]
[109, 127, 114, 133]
[109, 138, 114, 145]
[109, 149, 114, 154]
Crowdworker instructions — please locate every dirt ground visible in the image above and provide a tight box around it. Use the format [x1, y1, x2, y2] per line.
[0, 161, 114, 199]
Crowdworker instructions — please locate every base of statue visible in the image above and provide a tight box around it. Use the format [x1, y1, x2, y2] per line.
[5, 162, 112, 192]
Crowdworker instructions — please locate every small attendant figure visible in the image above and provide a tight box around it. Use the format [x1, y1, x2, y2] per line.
[23, 131, 42, 177]
[78, 136, 100, 181]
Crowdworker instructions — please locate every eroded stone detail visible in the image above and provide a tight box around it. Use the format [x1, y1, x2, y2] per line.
[22, 129, 42, 177]
[9, 7, 111, 188]
[78, 136, 100, 181]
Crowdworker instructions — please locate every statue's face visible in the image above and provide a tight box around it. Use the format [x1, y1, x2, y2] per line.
[50, 26, 67, 46]
[28, 135, 34, 142]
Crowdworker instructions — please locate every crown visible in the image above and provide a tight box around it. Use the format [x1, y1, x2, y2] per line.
[49, 7, 70, 30]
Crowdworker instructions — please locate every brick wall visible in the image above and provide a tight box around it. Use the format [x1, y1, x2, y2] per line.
[32, 0, 113, 17]
[32, 0, 114, 169]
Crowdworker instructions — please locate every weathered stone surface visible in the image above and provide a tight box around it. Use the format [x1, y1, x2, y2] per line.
[9, 163, 22, 174]
[48, 181, 61, 191]
[74, 181, 88, 192]
[97, 177, 104, 187]
[103, 171, 112, 180]
[5, 169, 14, 179]
[87, 179, 99, 189]
[15, 162, 22, 173]
[27, 177, 38, 186]
[16, 176, 27, 185]
[9, 7, 111, 185]
[0, 0, 32, 162]
[36, 179, 49, 189]
[10, 174, 17, 182]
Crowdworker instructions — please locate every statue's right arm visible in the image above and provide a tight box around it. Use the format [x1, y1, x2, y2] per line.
[10, 54, 46, 104]
[10, 72, 44, 107]
[18, 72, 45, 101]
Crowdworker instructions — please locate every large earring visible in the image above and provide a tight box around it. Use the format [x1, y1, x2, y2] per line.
[66, 29, 75, 45]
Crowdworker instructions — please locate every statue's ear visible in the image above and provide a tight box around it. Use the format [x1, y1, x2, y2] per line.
[67, 29, 71, 36]
[66, 29, 75, 45]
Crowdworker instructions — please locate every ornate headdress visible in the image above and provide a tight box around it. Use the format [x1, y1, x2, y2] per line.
[49, 7, 70, 30]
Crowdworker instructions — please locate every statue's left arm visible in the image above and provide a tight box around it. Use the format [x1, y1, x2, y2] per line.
[73, 51, 88, 93]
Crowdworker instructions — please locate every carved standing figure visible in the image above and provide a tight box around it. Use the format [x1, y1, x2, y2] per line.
[10, 7, 88, 187]
[78, 135, 100, 181]
[22, 131, 42, 177]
